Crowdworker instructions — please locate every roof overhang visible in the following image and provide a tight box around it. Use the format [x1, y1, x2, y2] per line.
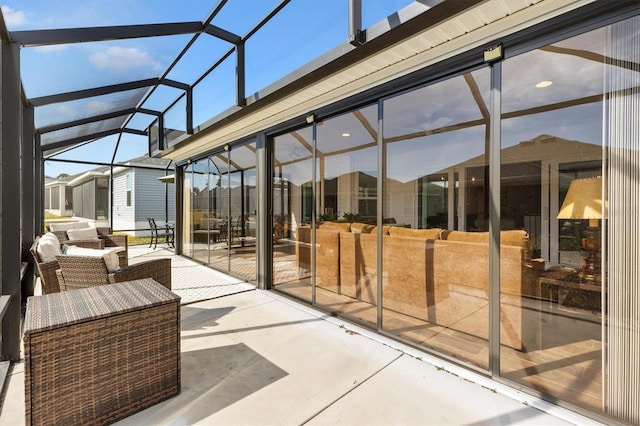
[67, 171, 106, 186]
[162, 0, 595, 162]
[158, 174, 175, 183]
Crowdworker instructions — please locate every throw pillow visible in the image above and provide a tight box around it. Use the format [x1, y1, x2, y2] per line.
[67, 227, 99, 241]
[36, 233, 62, 262]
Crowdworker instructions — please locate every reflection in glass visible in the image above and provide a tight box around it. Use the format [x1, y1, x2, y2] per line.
[182, 143, 258, 283]
[229, 143, 258, 283]
[498, 24, 616, 416]
[314, 105, 379, 326]
[381, 68, 491, 369]
[272, 126, 314, 302]
[190, 159, 209, 265]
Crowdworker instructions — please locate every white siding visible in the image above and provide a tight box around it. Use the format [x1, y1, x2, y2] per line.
[112, 171, 135, 231]
[134, 169, 175, 224]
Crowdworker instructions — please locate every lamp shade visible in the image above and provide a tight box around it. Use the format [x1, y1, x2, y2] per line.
[557, 176, 607, 221]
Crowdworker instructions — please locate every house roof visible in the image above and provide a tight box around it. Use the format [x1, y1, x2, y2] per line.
[437, 135, 602, 173]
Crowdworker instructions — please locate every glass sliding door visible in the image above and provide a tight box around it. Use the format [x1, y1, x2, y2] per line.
[381, 68, 491, 369]
[314, 105, 378, 326]
[206, 153, 229, 270]
[182, 163, 194, 258]
[181, 143, 258, 284]
[272, 126, 314, 302]
[229, 142, 257, 283]
[499, 24, 612, 415]
[261, 10, 639, 424]
[191, 159, 210, 264]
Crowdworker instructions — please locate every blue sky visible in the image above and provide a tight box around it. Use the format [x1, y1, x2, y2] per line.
[1, 1, 413, 178]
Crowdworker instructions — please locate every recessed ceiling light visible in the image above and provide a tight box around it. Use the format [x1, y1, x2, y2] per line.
[341, 132, 351, 137]
[536, 80, 553, 88]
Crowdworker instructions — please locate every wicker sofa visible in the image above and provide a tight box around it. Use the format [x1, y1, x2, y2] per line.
[296, 222, 544, 349]
[48, 222, 128, 261]
[30, 234, 122, 294]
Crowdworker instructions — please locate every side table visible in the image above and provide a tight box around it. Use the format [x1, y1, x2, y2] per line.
[24, 278, 181, 426]
[538, 273, 602, 312]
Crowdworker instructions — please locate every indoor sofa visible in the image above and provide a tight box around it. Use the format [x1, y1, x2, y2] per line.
[296, 222, 544, 350]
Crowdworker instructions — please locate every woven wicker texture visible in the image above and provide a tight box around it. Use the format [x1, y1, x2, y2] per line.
[24, 279, 181, 426]
[55, 256, 171, 291]
[30, 236, 111, 294]
[48, 227, 129, 265]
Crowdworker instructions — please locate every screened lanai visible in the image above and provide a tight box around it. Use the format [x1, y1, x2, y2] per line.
[0, 0, 459, 375]
[2, 1, 640, 424]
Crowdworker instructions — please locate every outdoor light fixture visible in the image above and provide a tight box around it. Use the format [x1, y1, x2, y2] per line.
[557, 176, 607, 282]
[306, 114, 315, 124]
[483, 44, 503, 63]
[224, 144, 230, 151]
[341, 132, 351, 137]
[536, 80, 553, 88]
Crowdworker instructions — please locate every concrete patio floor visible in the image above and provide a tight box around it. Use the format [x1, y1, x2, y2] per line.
[1, 246, 603, 425]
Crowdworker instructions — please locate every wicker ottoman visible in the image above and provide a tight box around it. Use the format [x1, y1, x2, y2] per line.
[24, 278, 181, 426]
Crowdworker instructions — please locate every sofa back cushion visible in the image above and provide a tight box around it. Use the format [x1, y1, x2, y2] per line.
[72, 222, 91, 230]
[441, 229, 529, 248]
[370, 225, 392, 235]
[36, 232, 62, 262]
[319, 222, 352, 232]
[349, 222, 375, 234]
[388, 227, 442, 240]
[67, 227, 99, 241]
[48, 222, 76, 232]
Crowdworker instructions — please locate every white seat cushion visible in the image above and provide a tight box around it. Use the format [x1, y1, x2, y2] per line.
[64, 245, 121, 272]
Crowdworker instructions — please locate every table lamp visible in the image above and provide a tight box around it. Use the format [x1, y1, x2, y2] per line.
[557, 176, 606, 282]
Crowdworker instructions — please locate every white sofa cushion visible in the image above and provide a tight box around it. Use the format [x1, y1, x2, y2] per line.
[64, 246, 121, 272]
[49, 222, 76, 232]
[36, 233, 62, 262]
[71, 222, 91, 230]
[66, 227, 99, 241]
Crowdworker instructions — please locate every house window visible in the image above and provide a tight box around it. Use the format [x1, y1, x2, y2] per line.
[65, 187, 73, 209]
[44, 187, 51, 209]
[126, 173, 132, 207]
[51, 186, 60, 209]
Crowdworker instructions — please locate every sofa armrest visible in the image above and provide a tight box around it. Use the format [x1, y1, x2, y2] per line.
[95, 227, 112, 237]
[100, 234, 127, 248]
[38, 260, 61, 294]
[109, 258, 171, 289]
[101, 234, 128, 260]
[528, 257, 545, 269]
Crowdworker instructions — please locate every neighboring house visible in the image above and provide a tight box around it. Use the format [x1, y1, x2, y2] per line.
[61, 156, 174, 235]
[110, 156, 175, 236]
[67, 169, 110, 225]
[43, 176, 73, 217]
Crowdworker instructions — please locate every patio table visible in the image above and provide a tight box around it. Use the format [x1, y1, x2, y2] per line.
[23, 278, 181, 426]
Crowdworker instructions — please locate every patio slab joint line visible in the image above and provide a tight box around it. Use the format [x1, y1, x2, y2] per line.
[300, 352, 404, 425]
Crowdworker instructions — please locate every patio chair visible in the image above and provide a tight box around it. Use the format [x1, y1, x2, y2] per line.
[148, 218, 174, 249]
[55, 255, 172, 292]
